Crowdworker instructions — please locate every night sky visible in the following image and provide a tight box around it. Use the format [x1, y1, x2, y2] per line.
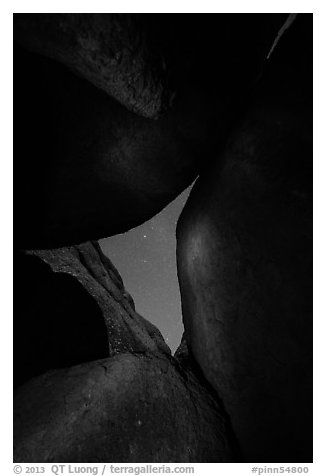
[99, 185, 193, 353]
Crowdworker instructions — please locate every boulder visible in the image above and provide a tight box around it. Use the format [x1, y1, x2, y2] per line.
[14, 14, 312, 462]
[14, 14, 171, 119]
[14, 44, 220, 248]
[14, 353, 235, 463]
[15, 14, 288, 248]
[176, 15, 312, 462]
[14, 14, 287, 114]
[14, 244, 238, 462]
[14, 353, 237, 463]
[14, 241, 170, 387]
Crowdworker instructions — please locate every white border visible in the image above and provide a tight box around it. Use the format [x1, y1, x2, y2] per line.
[2, 3, 324, 474]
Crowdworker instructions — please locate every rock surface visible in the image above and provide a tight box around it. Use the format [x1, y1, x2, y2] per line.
[14, 44, 220, 248]
[15, 241, 170, 387]
[14, 14, 171, 119]
[14, 353, 237, 463]
[14, 243, 238, 463]
[176, 15, 312, 462]
[14, 14, 312, 463]
[15, 14, 288, 249]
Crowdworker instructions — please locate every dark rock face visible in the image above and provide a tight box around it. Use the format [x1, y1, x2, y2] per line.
[14, 13, 312, 463]
[14, 13, 286, 119]
[14, 14, 287, 249]
[14, 241, 170, 387]
[14, 241, 238, 462]
[14, 14, 171, 119]
[14, 44, 217, 248]
[176, 15, 312, 462]
[14, 354, 236, 463]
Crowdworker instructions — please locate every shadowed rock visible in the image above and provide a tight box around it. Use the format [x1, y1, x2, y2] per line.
[14, 13, 171, 119]
[15, 241, 170, 387]
[14, 45, 218, 248]
[176, 15, 312, 462]
[14, 14, 312, 462]
[14, 353, 237, 463]
[15, 14, 287, 249]
[14, 243, 238, 463]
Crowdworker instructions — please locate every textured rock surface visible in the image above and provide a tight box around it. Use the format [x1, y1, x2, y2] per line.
[14, 14, 287, 114]
[15, 44, 219, 249]
[176, 15, 312, 462]
[14, 14, 312, 462]
[14, 243, 238, 463]
[15, 14, 288, 249]
[14, 14, 170, 119]
[14, 353, 237, 463]
[14, 242, 239, 462]
[15, 241, 170, 387]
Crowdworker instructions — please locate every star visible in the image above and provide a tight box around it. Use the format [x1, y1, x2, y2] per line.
[99, 185, 193, 352]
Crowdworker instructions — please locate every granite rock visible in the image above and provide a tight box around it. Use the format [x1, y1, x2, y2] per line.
[14, 241, 170, 387]
[14, 14, 171, 119]
[14, 353, 238, 462]
[176, 15, 312, 462]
